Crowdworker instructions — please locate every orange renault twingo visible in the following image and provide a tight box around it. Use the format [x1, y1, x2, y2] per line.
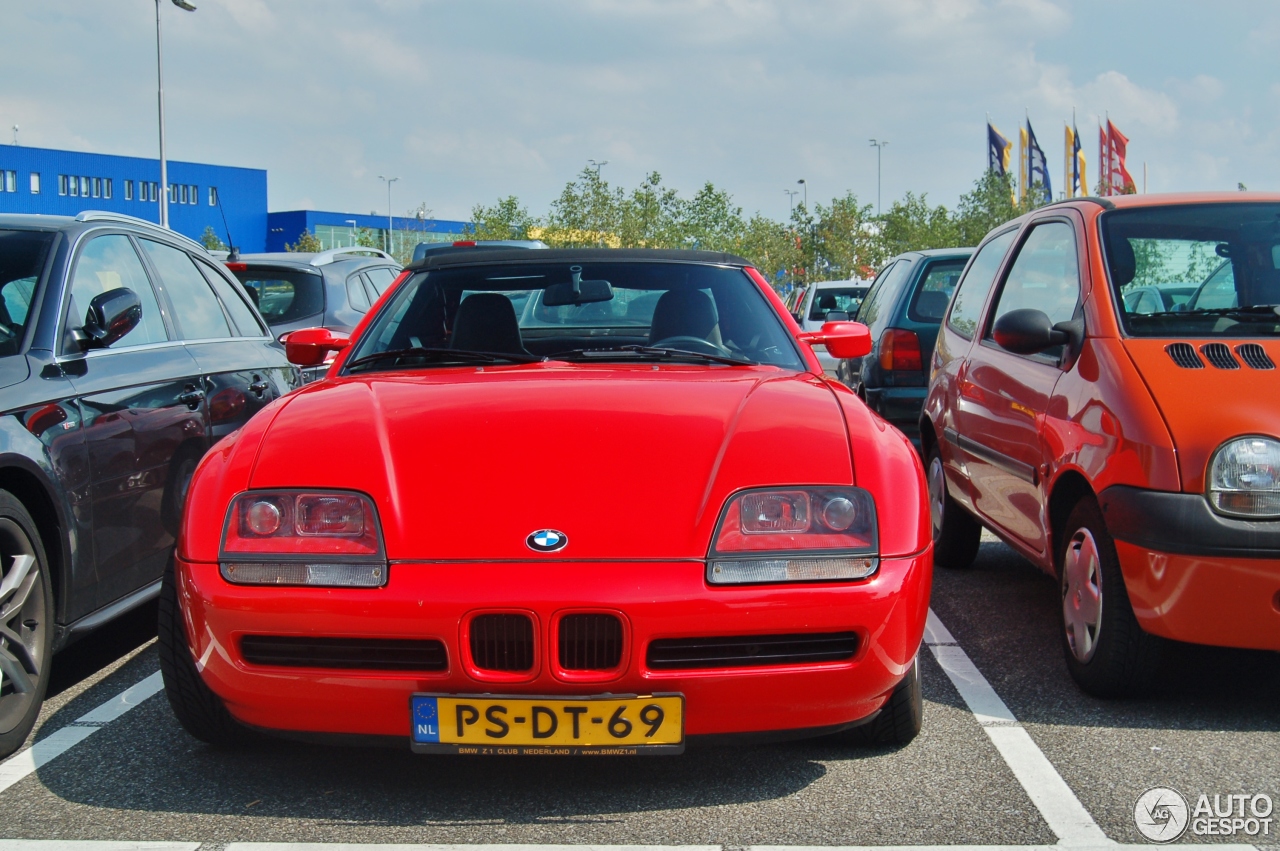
[921, 193, 1280, 697]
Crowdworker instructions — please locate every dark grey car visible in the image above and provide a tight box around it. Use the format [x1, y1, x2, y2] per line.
[0, 211, 297, 757]
[837, 247, 973, 446]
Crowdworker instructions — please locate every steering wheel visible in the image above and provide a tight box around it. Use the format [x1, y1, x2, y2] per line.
[650, 336, 730, 357]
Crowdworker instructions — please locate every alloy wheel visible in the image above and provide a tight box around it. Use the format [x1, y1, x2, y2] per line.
[927, 455, 947, 542]
[0, 518, 45, 734]
[1062, 527, 1103, 664]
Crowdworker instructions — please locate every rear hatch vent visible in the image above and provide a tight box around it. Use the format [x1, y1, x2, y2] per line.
[1165, 342, 1204, 369]
[558, 613, 624, 671]
[1236, 343, 1275, 370]
[469, 613, 535, 672]
[1200, 343, 1240, 370]
[240, 636, 447, 671]
[647, 632, 859, 670]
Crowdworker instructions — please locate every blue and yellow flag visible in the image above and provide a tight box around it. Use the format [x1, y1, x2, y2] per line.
[988, 122, 1012, 176]
[1026, 119, 1052, 204]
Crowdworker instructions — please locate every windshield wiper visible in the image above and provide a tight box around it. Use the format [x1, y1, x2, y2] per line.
[550, 345, 756, 366]
[1136, 305, 1280, 322]
[345, 346, 544, 372]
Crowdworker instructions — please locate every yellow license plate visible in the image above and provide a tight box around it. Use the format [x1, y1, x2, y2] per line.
[410, 693, 684, 755]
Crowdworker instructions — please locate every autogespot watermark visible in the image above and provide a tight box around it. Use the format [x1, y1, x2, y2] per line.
[1134, 787, 1274, 842]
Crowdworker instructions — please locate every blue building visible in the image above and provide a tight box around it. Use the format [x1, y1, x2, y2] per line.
[0, 143, 268, 251]
[267, 210, 470, 256]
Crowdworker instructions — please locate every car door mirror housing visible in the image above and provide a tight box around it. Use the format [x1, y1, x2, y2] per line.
[798, 321, 873, 359]
[992, 308, 1070, 355]
[282, 327, 351, 366]
[76, 288, 142, 350]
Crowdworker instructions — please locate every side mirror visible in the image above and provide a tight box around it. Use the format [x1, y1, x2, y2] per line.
[798, 321, 873, 359]
[824, 311, 850, 322]
[282, 327, 350, 367]
[992, 308, 1069, 355]
[77, 288, 142, 350]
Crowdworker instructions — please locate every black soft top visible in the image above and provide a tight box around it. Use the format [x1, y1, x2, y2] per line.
[409, 247, 752, 272]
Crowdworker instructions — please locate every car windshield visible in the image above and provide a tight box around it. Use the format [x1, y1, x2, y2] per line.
[0, 230, 56, 358]
[808, 287, 867, 321]
[231, 267, 325, 326]
[345, 260, 805, 371]
[1103, 203, 1280, 337]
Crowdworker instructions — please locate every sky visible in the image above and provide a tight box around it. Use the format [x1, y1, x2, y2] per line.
[4, 1, 1280, 223]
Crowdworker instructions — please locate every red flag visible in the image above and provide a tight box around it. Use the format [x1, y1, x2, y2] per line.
[1099, 125, 1110, 196]
[1107, 120, 1136, 194]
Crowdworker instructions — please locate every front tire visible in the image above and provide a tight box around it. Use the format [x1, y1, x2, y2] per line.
[1058, 497, 1161, 697]
[0, 491, 53, 760]
[157, 559, 249, 746]
[829, 655, 923, 747]
[927, 442, 981, 569]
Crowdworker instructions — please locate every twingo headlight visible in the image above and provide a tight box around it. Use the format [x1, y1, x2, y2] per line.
[1208, 437, 1280, 519]
[219, 490, 388, 587]
[707, 487, 878, 585]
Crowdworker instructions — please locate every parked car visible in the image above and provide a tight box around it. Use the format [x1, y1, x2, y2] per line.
[793, 280, 870, 374]
[159, 248, 932, 754]
[921, 193, 1280, 697]
[0, 211, 297, 757]
[411, 239, 549, 263]
[1121, 283, 1196, 314]
[837, 249, 973, 446]
[1185, 259, 1236, 310]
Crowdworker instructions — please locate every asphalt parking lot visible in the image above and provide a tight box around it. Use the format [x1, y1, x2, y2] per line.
[3, 534, 1277, 849]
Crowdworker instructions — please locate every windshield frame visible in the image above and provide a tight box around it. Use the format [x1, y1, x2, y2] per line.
[341, 257, 807, 374]
[1098, 202, 1280, 339]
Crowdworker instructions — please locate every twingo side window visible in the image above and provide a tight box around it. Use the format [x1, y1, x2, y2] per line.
[946, 228, 1017, 340]
[983, 220, 1080, 363]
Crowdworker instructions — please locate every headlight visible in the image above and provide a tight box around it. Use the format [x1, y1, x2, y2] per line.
[220, 490, 387, 586]
[707, 487, 878, 585]
[1208, 436, 1280, 519]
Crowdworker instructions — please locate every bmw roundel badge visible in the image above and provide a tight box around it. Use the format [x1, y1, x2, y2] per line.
[526, 529, 568, 553]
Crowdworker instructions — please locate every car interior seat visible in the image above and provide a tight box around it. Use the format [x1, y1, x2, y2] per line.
[648, 289, 723, 347]
[450, 292, 530, 355]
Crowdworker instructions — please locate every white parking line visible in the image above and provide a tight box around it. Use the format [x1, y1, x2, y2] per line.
[0, 844, 198, 851]
[752, 846, 1260, 851]
[224, 846, 721, 851]
[0, 670, 164, 795]
[923, 609, 1112, 846]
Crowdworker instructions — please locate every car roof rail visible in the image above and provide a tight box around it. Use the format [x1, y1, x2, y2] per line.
[74, 210, 208, 252]
[309, 247, 396, 267]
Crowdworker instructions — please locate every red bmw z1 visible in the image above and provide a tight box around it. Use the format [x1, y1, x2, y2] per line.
[160, 248, 932, 755]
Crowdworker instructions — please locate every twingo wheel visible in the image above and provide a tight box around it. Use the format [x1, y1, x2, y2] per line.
[0, 489, 54, 760]
[157, 558, 250, 746]
[827, 654, 923, 747]
[926, 441, 981, 569]
[1058, 496, 1161, 698]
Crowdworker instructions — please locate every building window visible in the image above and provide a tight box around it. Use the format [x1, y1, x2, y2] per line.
[103, 179, 112, 200]
[80, 176, 90, 197]
[92, 177, 101, 198]
[3, 171, 14, 192]
[190, 184, 198, 204]
[69, 176, 79, 197]
[208, 186, 218, 206]
[58, 175, 68, 196]
[124, 180, 133, 201]
[29, 173, 40, 194]
[150, 182, 158, 202]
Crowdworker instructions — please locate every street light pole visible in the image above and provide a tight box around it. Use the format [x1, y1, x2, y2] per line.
[378, 176, 399, 254]
[797, 179, 807, 211]
[784, 189, 798, 214]
[156, 0, 196, 230]
[588, 159, 608, 176]
[869, 139, 888, 215]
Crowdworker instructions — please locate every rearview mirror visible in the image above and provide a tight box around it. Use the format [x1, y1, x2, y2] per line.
[282, 327, 350, 367]
[992, 308, 1068, 355]
[542, 265, 614, 307]
[798, 321, 873, 359]
[77, 288, 142, 350]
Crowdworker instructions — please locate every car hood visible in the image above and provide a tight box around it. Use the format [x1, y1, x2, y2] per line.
[249, 364, 854, 560]
[1122, 338, 1280, 491]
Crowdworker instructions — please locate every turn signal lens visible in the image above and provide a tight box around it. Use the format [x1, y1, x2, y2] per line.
[709, 487, 878, 586]
[220, 562, 385, 588]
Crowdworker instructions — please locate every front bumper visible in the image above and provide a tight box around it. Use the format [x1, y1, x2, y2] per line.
[1101, 486, 1280, 649]
[177, 553, 931, 740]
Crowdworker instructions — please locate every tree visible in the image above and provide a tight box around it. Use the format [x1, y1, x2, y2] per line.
[809, 193, 881, 279]
[878, 192, 961, 257]
[285, 229, 323, 252]
[200, 225, 227, 252]
[954, 171, 1023, 246]
[468, 196, 536, 241]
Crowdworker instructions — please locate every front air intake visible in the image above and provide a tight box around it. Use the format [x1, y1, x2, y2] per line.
[469, 613, 535, 672]
[240, 636, 447, 671]
[1236, 343, 1275, 370]
[558, 613, 624, 671]
[647, 632, 859, 670]
[1201, 343, 1240, 369]
[1165, 342, 1203, 369]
